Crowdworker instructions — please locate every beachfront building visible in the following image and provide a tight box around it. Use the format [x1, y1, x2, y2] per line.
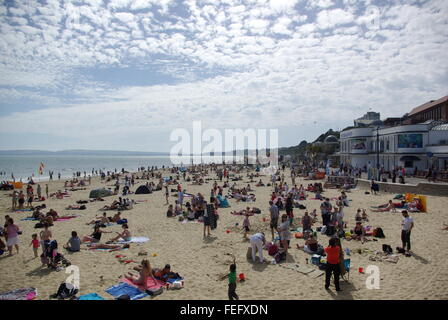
[339, 121, 448, 173]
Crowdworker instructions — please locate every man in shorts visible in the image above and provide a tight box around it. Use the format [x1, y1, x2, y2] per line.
[269, 201, 279, 240]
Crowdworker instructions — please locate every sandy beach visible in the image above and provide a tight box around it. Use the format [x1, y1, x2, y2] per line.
[1, 169, 447, 300]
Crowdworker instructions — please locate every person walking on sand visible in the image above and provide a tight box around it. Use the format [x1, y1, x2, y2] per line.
[37, 184, 41, 199]
[45, 184, 49, 199]
[401, 210, 414, 257]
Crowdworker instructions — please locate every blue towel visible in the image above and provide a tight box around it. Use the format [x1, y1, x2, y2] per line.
[21, 217, 37, 221]
[78, 293, 105, 300]
[105, 282, 148, 300]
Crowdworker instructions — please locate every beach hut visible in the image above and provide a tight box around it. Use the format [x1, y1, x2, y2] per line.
[135, 185, 151, 194]
[89, 188, 113, 199]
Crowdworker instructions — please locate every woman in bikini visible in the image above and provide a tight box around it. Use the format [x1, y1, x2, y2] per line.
[125, 259, 154, 290]
[108, 224, 132, 243]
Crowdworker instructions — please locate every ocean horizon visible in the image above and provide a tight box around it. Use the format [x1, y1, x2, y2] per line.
[0, 154, 248, 182]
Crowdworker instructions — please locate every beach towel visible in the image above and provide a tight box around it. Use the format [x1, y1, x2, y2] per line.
[0, 287, 37, 300]
[78, 293, 105, 300]
[308, 269, 325, 278]
[21, 217, 38, 221]
[105, 282, 148, 300]
[55, 216, 78, 221]
[14, 209, 33, 212]
[122, 277, 166, 292]
[116, 237, 150, 244]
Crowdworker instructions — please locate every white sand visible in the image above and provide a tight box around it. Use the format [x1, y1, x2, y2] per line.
[1, 171, 447, 300]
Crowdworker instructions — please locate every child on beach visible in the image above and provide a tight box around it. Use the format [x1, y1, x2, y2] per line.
[221, 255, 239, 300]
[30, 233, 39, 258]
[243, 213, 250, 240]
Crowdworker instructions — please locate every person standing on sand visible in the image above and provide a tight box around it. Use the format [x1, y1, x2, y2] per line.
[401, 210, 414, 257]
[11, 191, 18, 211]
[39, 223, 52, 254]
[5, 218, 20, 256]
[45, 184, 49, 199]
[324, 237, 341, 292]
[269, 201, 279, 241]
[165, 185, 169, 205]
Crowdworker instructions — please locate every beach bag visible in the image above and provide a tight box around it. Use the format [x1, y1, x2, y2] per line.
[374, 227, 385, 238]
[79, 205, 86, 210]
[298, 204, 306, 210]
[382, 244, 393, 254]
[267, 243, 279, 256]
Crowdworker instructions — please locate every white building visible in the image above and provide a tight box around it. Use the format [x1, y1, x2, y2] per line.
[339, 121, 448, 172]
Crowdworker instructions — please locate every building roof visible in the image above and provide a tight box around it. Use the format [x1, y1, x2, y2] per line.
[431, 123, 448, 131]
[408, 95, 448, 116]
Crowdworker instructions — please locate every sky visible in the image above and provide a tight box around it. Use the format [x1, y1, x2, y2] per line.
[0, 0, 447, 152]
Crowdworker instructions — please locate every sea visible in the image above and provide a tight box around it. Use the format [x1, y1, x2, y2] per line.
[0, 154, 245, 182]
[0, 155, 175, 182]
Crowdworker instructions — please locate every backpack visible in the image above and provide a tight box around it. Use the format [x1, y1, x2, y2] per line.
[382, 244, 393, 254]
[374, 227, 385, 238]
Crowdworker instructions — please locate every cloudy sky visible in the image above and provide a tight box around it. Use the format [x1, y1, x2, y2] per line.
[0, 0, 447, 152]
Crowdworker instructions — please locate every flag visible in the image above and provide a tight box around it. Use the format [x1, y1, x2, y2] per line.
[38, 162, 45, 175]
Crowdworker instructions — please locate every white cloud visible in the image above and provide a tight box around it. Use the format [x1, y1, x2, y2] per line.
[317, 8, 355, 29]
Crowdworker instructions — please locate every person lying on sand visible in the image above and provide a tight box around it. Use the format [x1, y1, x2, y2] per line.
[87, 243, 130, 251]
[371, 200, 397, 212]
[442, 224, 448, 231]
[86, 212, 109, 226]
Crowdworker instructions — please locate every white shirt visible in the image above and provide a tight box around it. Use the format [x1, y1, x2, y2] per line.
[250, 233, 265, 243]
[402, 217, 413, 231]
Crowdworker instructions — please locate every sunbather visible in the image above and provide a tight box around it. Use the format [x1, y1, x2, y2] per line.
[124, 259, 155, 290]
[371, 200, 396, 212]
[87, 243, 130, 251]
[108, 224, 132, 243]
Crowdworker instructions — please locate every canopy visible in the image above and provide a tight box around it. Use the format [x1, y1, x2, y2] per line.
[135, 185, 151, 194]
